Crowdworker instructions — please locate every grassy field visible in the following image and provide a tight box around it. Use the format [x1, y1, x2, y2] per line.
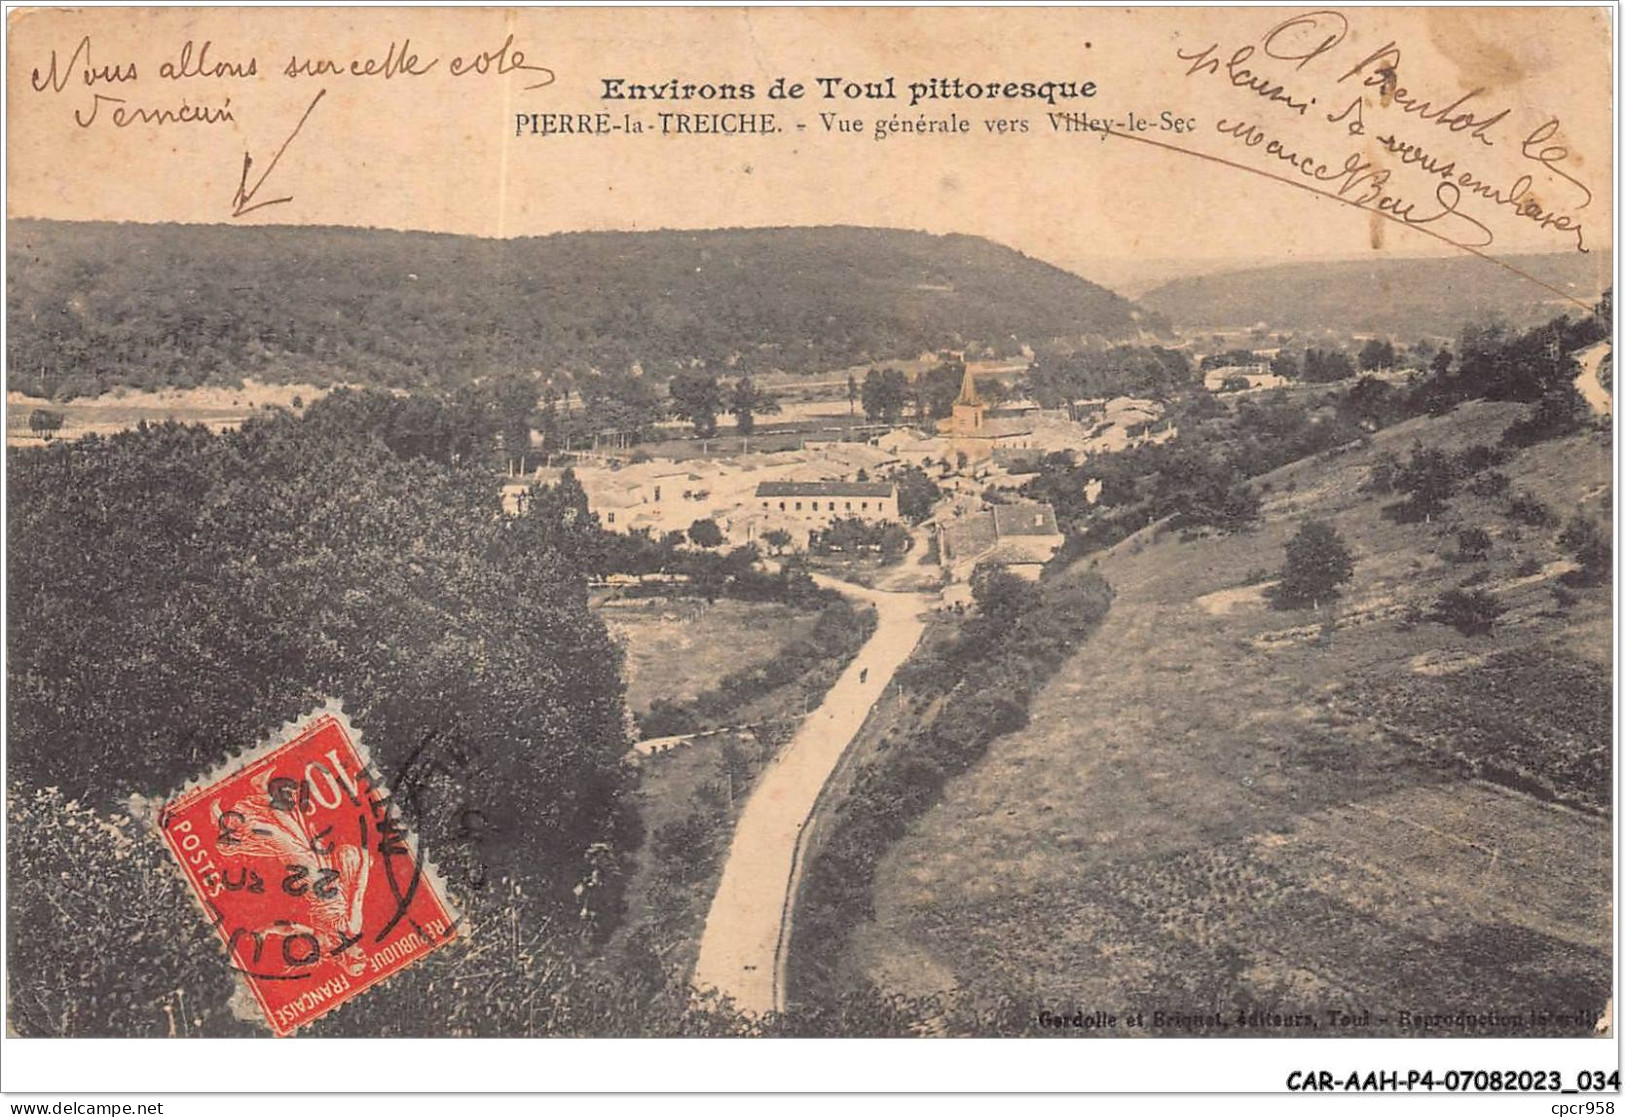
[5, 380, 330, 445]
[598, 597, 817, 716]
[840, 400, 1612, 1035]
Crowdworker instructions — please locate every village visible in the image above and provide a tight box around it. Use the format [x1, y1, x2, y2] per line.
[503, 359, 1177, 597]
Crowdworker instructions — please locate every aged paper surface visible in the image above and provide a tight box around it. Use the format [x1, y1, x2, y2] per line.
[2, 1, 1616, 1080]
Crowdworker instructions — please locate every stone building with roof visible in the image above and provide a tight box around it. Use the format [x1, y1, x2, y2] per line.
[938, 498, 1065, 581]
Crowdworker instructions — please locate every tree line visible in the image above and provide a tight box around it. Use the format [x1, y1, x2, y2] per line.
[8, 221, 1153, 401]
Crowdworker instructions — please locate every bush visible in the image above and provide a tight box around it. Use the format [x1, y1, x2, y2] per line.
[1170, 478, 1262, 535]
[1455, 527, 1493, 562]
[6, 788, 246, 1037]
[687, 518, 725, 548]
[1430, 587, 1506, 636]
[1469, 470, 1510, 498]
[1386, 446, 1457, 522]
[652, 813, 719, 886]
[1556, 516, 1609, 587]
[1507, 492, 1557, 527]
[1558, 515, 1602, 554]
[638, 698, 701, 738]
[1454, 443, 1509, 474]
[1502, 387, 1589, 447]
[27, 409, 65, 439]
[1361, 451, 1402, 496]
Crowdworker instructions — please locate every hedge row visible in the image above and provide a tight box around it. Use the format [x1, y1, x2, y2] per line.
[637, 598, 878, 738]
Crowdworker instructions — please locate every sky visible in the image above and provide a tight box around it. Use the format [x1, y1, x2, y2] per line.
[6, 6, 1614, 292]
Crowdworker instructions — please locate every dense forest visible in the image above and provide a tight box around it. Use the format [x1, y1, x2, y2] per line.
[7, 220, 1161, 399]
[1140, 251, 1611, 337]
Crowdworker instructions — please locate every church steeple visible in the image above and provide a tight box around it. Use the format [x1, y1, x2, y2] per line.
[950, 359, 984, 433]
[954, 362, 979, 407]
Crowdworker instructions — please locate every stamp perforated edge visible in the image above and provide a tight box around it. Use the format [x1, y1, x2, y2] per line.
[132, 698, 467, 1035]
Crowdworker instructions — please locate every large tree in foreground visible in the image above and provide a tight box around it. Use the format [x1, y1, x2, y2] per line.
[7, 399, 636, 932]
[1269, 519, 1355, 610]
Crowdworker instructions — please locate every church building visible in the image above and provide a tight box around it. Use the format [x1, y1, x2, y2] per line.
[936, 363, 1034, 463]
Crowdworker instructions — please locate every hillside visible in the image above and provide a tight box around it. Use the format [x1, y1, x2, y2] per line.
[5, 220, 1160, 399]
[824, 400, 1612, 1035]
[1141, 252, 1610, 338]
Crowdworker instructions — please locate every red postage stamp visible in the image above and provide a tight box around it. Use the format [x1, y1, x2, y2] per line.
[160, 707, 459, 1036]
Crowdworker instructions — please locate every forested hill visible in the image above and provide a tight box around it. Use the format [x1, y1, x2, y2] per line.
[6, 220, 1160, 399]
[1140, 251, 1610, 338]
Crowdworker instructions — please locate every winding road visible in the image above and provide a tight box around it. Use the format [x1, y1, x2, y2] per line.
[690, 575, 935, 1016]
[1574, 341, 1613, 418]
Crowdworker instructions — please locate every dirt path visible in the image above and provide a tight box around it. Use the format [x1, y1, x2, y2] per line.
[1574, 341, 1612, 418]
[690, 575, 935, 1016]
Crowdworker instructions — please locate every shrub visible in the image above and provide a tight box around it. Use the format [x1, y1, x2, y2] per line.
[1507, 492, 1557, 528]
[1557, 515, 1605, 566]
[1386, 446, 1457, 522]
[1469, 470, 1510, 498]
[27, 409, 66, 439]
[652, 813, 719, 886]
[1171, 478, 1262, 534]
[1430, 587, 1506, 636]
[687, 518, 725, 548]
[638, 698, 701, 738]
[1502, 387, 1589, 447]
[7, 789, 246, 1037]
[1456, 527, 1493, 562]
[1361, 451, 1402, 496]
[1454, 443, 1509, 474]
[1559, 521, 1612, 587]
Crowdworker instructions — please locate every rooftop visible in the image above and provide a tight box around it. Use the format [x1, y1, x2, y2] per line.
[756, 480, 897, 499]
[992, 502, 1062, 537]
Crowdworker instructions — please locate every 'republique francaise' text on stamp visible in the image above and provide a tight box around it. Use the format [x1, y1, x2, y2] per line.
[159, 707, 458, 1036]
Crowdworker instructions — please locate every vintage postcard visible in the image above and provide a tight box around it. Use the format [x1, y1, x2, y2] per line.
[2, 1, 1617, 1098]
